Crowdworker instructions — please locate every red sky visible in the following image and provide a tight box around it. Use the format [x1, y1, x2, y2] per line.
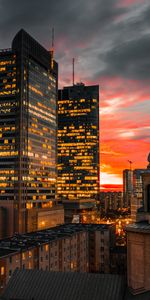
[99, 76, 150, 186]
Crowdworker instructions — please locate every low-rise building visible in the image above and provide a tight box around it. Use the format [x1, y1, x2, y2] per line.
[0, 223, 115, 293]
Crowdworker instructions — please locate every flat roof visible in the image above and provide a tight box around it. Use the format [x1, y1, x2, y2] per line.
[126, 222, 150, 234]
[0, 223, 114, 255]
[0, 248, 18, 258]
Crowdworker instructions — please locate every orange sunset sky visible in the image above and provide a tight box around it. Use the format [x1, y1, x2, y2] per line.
[0, 0, 149, 188]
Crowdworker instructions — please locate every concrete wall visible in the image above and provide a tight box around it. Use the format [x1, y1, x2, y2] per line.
[127, 231, 150, 294]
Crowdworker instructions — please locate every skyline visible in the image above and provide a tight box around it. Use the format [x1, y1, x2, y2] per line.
[0, 0, 150, 186]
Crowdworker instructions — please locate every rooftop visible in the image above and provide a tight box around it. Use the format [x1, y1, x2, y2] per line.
[2, 269, 150, 300]
[126, 221, 150, 233]
[0, 223, 114, 256]
[2, 269, 125, 300]
[0, 248, 18, 259]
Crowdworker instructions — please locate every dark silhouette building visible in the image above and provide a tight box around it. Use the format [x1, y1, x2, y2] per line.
[57, 83, 99, 221]
[0, 29, 64, 237]
[123, 169, 133, 209]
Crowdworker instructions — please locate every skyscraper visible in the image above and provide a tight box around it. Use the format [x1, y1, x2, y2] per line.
[0, 29, 63, 237]
[57, 83, 99, 221]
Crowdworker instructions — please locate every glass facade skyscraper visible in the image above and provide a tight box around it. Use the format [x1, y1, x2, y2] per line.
[0, 30, 58, 235]
[57, 83, 99, 220]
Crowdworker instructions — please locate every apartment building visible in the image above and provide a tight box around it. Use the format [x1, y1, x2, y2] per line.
[0, 223, 115, 293]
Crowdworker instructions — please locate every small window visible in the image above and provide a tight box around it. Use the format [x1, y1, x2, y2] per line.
[45, 245, 49, 252]
[0, 266, 5, 275]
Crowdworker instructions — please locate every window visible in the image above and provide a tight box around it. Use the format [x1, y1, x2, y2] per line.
[45, 245, 49, 252]
[0, 266, 5, 275]
[29, 251, 32, 258]
[22, 253, 25, 260]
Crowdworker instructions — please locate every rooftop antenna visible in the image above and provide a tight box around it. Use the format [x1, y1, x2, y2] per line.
[50, 27, 54, 70]
[128, 160, 133, 170]
[72, 58, 75, 86]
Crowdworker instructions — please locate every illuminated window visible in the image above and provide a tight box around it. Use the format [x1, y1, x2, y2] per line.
[1, 267, 5, 275]
[45, 245, 49, 252]
[22, 253, 25, 260]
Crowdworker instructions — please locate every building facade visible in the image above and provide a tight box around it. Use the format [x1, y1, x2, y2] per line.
[0, 223, 115, 294]
[100, 192, 123, 213]
[57, 83, 99, 221]
[0, 29, 62, 237]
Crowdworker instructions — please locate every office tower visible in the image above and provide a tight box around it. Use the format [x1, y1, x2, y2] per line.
[123, 169, 133, 209]
[0, 29, 64, 237]
[57, 83, 99, 221]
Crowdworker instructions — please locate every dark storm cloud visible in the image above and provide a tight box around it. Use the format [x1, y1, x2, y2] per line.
[0, 0, 126, 49]
[0, 0, 150, 82]
[86, 1, 150, 82]
[102, 34, 150, 80]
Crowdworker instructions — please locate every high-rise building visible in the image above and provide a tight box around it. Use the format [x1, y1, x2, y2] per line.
[123, 169, 133, 209]
[0, 29, 64, 237]
[57, 83, 99, 221]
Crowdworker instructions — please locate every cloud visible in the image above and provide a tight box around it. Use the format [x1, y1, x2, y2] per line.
[0, 0, 126, 48]
[0, 0, 149, 184]
[102, 34, 150, 80]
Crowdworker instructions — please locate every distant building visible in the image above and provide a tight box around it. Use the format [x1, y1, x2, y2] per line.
[0, 223, 115, 293]
[126, 154, 150, 295]
[123, 169, 133, 208]
[100, 192, 123, 213]
[0, 29, 64, 237]
[57, 83, 99, 221]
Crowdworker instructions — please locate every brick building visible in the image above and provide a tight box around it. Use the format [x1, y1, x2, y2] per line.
[0, 223, 115, 293]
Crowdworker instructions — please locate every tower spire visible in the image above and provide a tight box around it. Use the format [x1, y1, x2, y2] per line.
[73, 58, 75, 86]
[50, 27, 54, 70]
[128, 160, 133, 170]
